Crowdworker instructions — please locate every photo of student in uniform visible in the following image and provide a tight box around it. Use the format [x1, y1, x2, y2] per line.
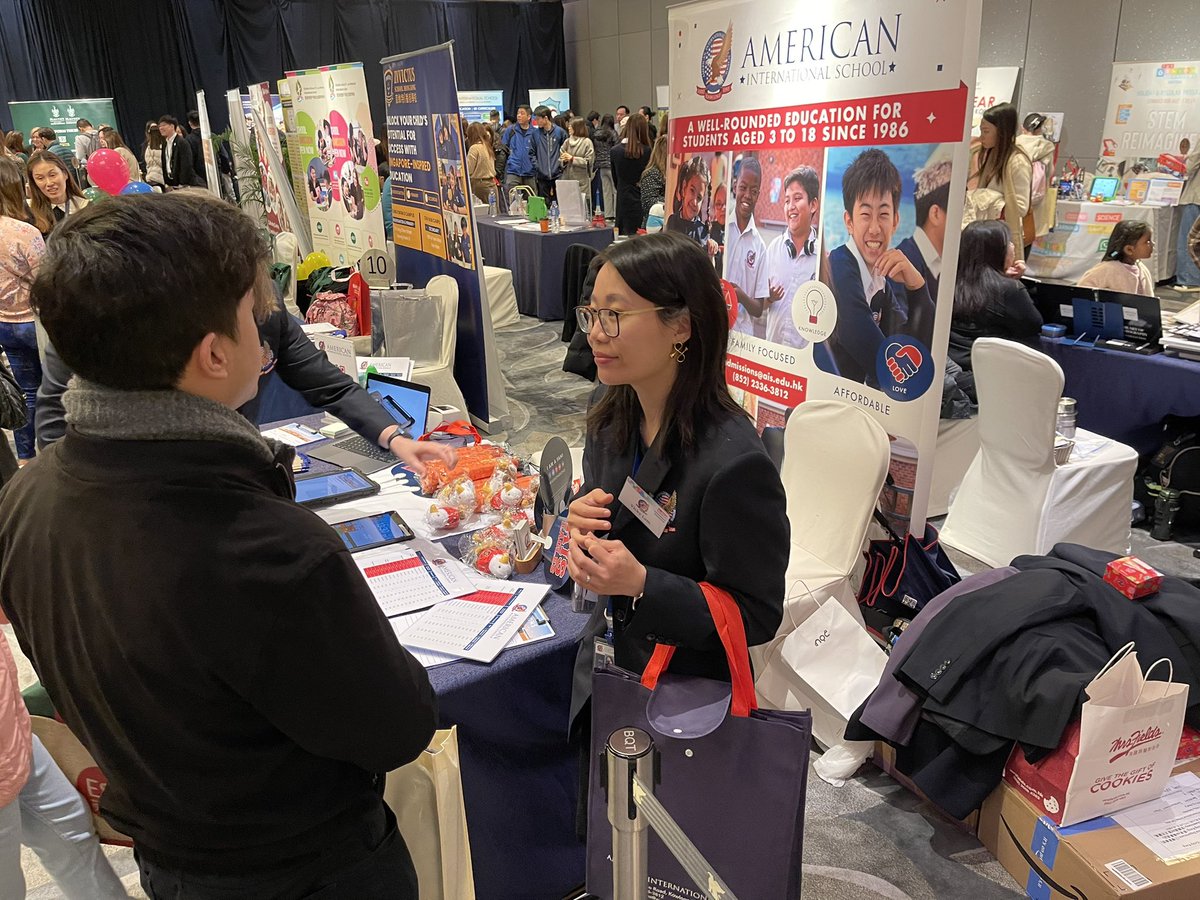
[762, 166, 820, 350]
[821, 148, 933, 387]
[725, 154, 769, 337]
[897, 144, 953, 301]
[666, 155, 717, 259]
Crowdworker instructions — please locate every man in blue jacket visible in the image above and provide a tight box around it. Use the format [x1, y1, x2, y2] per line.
[531, 105, 567, 201]
[503, 104, 538, 195]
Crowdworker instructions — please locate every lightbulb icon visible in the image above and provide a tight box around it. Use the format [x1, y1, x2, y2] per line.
[805, 288, 825, 324]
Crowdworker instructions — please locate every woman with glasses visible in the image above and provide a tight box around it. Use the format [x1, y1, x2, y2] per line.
[566, 231, 788, 733]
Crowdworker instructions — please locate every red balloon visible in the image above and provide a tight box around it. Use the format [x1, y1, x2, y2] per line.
[87, 148, 130, 195]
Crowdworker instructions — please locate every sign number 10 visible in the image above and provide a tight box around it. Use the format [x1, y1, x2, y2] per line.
[357, 249, 392, 288]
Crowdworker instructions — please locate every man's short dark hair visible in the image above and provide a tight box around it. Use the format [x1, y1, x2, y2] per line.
[915, 183, 950, 227]
[739, 155, 763, 183]
[533, 105, 551, 119]
[784, 166, 819, 203]
[34, 127, 56, 142]
[32, 193, 270, 391]
[517, 104, 532, 117]
[841, 148, 902, 213]
[186, 110, 200, 127]
[158, 115, 179, 127]
[76, 118, 92, 129]
[640, 106, 653, 118]
[616, 105, 629, 117]
[587, 110, 600, 123]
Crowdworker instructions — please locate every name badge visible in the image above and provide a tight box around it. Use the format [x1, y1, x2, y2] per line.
[619, 476, 670, 538]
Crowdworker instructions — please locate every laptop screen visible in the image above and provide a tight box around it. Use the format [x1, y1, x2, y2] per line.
[365, 373, 432, 438]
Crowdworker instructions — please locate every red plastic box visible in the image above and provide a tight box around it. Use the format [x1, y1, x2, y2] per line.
[1103, 556, 1163, 600]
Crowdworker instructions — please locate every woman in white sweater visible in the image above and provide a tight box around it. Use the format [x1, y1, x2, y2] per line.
[1078, 220, 1155, 296]
[971, 103, 1033, 262]
[559, 118, 595, 197]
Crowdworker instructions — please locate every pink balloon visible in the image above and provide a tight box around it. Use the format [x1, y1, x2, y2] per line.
[87, 148, 130, 195]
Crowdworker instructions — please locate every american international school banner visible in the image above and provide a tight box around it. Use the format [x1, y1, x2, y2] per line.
[665, 0, 982, 533]
[285, 62, 388, 266]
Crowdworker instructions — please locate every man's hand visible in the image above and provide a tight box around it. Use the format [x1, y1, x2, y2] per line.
[874, 249, 926, 291]
[767, 279, 786, 305]
[377, 427, 456, 475]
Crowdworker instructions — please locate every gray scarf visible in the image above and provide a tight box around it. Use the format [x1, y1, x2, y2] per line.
[63, 378, 281, 464]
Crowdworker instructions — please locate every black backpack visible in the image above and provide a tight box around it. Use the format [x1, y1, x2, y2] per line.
[1136, 415, 1200, 539]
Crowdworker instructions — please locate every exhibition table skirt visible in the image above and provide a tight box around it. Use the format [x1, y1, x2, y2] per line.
[1040, 337, 1200, 455]
[476, 215, 614, 320]
[1026, 200, 1178, 283]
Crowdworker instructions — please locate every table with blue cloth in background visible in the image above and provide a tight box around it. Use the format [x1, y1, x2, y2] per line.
[283, 416, 591, 898]
[476, 215, 613, 320]
[1040, 337, 1200, 455]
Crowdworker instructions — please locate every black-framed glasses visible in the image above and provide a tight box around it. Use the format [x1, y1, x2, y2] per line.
[575, 305, 667, 338]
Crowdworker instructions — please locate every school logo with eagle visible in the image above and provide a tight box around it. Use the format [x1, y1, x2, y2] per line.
[697, 22, 735, 102]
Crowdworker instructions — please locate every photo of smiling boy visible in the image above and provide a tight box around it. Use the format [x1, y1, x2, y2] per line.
[725, 155, 770, 336]
[763, 166, 820, 349]
[824, 148, 932, 386]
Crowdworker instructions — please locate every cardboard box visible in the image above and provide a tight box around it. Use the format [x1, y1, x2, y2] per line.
[979, 759, 1200, 899]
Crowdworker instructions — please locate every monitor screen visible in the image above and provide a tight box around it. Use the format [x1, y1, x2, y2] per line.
[1090, 176, 1120, 200]
[365, 373, 432, 438]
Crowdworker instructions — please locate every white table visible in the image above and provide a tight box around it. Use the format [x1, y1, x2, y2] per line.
[1026, 200, 1179, 283]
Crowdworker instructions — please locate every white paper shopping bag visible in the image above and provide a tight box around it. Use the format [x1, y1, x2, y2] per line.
[1059, 644, 1188, 826]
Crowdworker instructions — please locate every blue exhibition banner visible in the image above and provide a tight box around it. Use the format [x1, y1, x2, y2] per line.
[381, 43, 490, 421]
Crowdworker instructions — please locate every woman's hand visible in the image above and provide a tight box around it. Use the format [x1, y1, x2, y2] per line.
[1005, 259, 1027, 279]
[567, 488, 613, 534]
[568, 532, 647, 598]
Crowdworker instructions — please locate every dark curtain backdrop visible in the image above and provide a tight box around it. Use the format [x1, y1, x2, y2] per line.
[0, 0, 565, 151]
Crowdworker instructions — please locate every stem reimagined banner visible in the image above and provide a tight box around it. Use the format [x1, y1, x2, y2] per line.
[285, 63, 388, 266]
[1099, 61, 1200, 180]
[667, 0, 981, 533]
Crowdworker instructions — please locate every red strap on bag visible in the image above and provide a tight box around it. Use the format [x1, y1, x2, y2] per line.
[419, 419, 481, 444]
[639, 583, 758, 717]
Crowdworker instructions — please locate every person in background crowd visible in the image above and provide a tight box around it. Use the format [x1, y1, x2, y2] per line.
[0, 628, 129, 899]
[560, 118, 595, 198]
[158, 115, 195, 189]
[73, 119, 100, 188]
[98, 127, 141, 185]
[488, 109, 501, 133]
[1016, 112, 1057, 257]
[948, 219, 1043, 402]
[566, 231, 787, 755]
[898, 144, 953, 300]
[3, 132, 28, 167]
[32, 128, 74, 170]
[1174, 134, 1200, 292]
[972, 102, 1033, 263]
[142, 121, 166, 189]
[379, 157, 393, 243]
[615, 104, 630, 125]
[0, 157, 45, 464]
[1, 191, 438, 898]
[593, 114, 618, 223]
[610, 113, 650, 236]
[26, 150, 89, 237]
[639, 134, 669, 230]
[465, 121, 496, 205]
[640, 106, 657, 142]
[586, 111, 599, 136]
[531, 105, 567, 201]
[502, 104, 538, 195]
[185, 111, 208, 188]
[1077, 220, 1156, 296]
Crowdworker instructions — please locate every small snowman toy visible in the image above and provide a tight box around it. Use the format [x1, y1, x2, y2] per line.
[476, 548, 513, 579]
[490, 481, 526, 511]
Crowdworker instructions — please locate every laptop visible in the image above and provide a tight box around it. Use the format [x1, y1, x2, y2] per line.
[306, 374, 432, 473]
[1023, 278, 1162, 345]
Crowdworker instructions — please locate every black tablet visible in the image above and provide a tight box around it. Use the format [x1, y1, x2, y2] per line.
[294, 467, 380, 508]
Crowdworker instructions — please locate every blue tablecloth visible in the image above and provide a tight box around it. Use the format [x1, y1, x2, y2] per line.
[477, 216, 613, 320]
[279, 417, 590, 897]
[1040, 337, 1200, 455]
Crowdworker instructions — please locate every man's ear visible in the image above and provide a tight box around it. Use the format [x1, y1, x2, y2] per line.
[187, 331, 229, 382]
[843, 210, 853, 231]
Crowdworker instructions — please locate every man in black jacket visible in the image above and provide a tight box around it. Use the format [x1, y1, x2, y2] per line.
[185, 109, 208, 187]
[0, 192, 437, 896]
[158, 114, 196, 188]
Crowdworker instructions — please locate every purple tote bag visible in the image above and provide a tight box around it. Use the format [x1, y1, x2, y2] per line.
[586, 583, 812, 899]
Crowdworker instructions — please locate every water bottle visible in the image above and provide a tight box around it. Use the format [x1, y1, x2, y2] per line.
[487, 187, 498, 217]
[1056, 397, 1077, 439]
[549, 201, 560, 233]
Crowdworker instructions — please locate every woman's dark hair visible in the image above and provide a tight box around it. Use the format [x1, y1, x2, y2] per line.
[0, 158, 33, 224]
[32, 192, 271, 391]
[624, 113, 650, 159]
[600, 114, 615, 129]
[953, 220, 1012, 319]
[976, 102, 1019, 189]
[26, 150, 85, 235]
[587, 232, 744, 451]
[98, 126, 127, 150]
[1104, 220, 1151, 262]
[4, 131, 26, 155]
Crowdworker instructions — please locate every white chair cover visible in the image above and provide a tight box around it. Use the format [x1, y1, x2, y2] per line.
[751, 401, 892, 780]
[482, 266, 520, 330]
[927, 417, 980, 518]
[408, 275, 469, 416]
[940, 337, 1136, 566]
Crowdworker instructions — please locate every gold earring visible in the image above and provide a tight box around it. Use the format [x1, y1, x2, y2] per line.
[669, 341, 687, 363]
